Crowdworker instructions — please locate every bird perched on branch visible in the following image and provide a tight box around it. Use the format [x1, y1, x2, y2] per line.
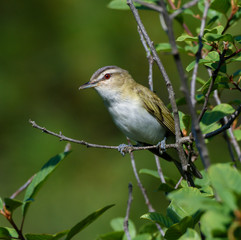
[79, 66, 202, 181]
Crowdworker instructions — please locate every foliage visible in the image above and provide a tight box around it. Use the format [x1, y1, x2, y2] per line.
[1, 0, 241, 239]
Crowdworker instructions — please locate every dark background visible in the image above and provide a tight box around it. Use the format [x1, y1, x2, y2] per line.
[1, 1, 240, 239]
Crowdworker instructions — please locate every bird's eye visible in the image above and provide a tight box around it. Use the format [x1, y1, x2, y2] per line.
[104, 73, 111, 79]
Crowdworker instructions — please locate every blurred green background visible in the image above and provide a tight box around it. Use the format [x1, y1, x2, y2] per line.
[0, 1, 240, 239]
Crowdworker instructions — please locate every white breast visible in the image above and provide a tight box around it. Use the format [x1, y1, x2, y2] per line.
[96, 87, 166, 144]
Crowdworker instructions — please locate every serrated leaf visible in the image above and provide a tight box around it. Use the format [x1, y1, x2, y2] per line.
[22, 151, 70, 216]
[96, 231, 124, 240]
[141, 212, 173, 228]
[65, 204, 114, 240]
[0, 227, 18, 239]
[25, 230, 68, 240]
[110, 217, 136, 238]
[178, 228, 201, 240]
[4, 198, 23, 213]
[233, 128, 241, 141]
[208, 164, 241, 210]
[164, 216, 194, 240]
[210, 0, 231, 14]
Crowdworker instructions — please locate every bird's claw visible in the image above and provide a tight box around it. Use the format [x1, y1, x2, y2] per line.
[118, 144, 133, 156]
[157, 137, 166, 154]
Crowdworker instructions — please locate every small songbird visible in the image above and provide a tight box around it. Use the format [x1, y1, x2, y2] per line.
[79, 66, 202, 179]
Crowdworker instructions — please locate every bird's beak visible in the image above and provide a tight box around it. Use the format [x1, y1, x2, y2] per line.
[79, 81, 97, 90]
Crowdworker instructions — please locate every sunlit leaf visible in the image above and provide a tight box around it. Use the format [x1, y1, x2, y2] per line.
[96, 231, 124, 240]
[176, 34, 198, 42]
[139, 168, 159, 179]
[141, 212, 173, 228]
[233, 128, 241, 141]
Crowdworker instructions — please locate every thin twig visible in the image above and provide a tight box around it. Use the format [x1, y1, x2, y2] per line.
[127, 0, 190, 175]
[170, 0, 200, 19]
[190, 0, 210, 107]
[124, 183, 133, 240]
[137, 26, 154, 91]
[10, 174, 36, 199]
[175, 177, 183, 189]
[198, 46, 228, 122]
[128, 139, 165, 237]
[29, 119, 182, 153]
[157, 0, 211, 170]
[154, 155, 166, 183]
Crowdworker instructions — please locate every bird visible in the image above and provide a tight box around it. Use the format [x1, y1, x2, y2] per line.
[79, 66, 202, 180]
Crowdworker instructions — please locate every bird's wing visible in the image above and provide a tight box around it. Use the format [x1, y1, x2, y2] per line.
[136, 85, 175, 135]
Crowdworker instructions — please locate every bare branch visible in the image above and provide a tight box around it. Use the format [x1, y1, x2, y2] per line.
[29, 119, 181, 153]
[157, 0, 211, 169]
[128, 139, 165, 237]
[170, 0, 200, 19]
[190, 0, 210, 107]
[137, 26, 154, 91]
[154, 155, 166, 183]
[127, 0, 190, 174]
[124, 183, 133, 240]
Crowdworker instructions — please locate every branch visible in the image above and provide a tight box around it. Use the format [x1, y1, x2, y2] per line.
[29, 119, 181, 152]
[198, 45, 228, 122]
[127, 0, 189, 173]
[123, 183, 133, 240]
[128, 139, 165, 237]
[190, 0, 210, 107]
[170, 0, 200, 19]
[157, 0, 211, 169]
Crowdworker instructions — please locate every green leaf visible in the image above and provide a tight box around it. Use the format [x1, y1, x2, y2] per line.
[201, 103, 235, 125]
[132, 234, 152, 240]
[205, 51, 219, 62]
[65, 204, 115, 240]
[210, 0, 231, 14]
[155, 43, 183, 52]
[4, 198, 23, 213]
[141, 212, 173, 228]
[96, 231, 124, 240]
[204, 25, 224, 35]
[0, 197, 3, 210]
[110, 218, 136, 238]
[107, 0, 158, 10]
[194, 170, 213, 197]
[235, 35, 241, 44]
[200, 208, 232, 238]
[139, 223, 158, 234]
[176, 34, 198, 42]
[164, 216, 194, 240]
[208, 164, 241, 210]
[25, 230, 68, 240]
[178, 228, 201, 240]
[139, 169, 159, 179]
[22, 151, 70, 216]
[0, 227, 18, 239]
[233, 128, 241, 141]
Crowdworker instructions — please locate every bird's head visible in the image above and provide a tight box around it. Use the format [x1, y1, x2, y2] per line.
[79, 66, 133, 92]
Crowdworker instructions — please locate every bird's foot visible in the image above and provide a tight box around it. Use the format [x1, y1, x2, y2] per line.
[118, 144, 133, 156]
[156, 137, 166, 154]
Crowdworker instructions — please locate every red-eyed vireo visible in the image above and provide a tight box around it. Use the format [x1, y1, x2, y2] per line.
[79, 66, 202, 179]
